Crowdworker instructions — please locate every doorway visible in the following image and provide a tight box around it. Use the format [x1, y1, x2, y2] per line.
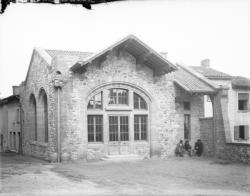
[108, 115, 129, 155]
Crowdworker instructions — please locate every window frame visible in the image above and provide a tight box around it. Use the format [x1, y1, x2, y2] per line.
[108, 88, 129, 106]
[134, 115, 148, 141]
[234, 125, 249, 141]
[134, 93, 148, 110]
[237, 92, 249, 111]
[87, 115, 103, 143]
[87, 92, 103, 110]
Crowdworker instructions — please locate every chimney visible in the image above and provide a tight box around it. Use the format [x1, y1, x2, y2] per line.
[160, 52, 168, 59]
[12, 86, 20, 95]
[201, 59, 210, 68]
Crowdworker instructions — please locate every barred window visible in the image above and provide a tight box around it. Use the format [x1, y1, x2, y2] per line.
[134, 93, 147, 109]
[88, 115, 103, 142]
[108, 89, 128, 105]
[88, 92, 103, 109]
[134, 115, 147, 140]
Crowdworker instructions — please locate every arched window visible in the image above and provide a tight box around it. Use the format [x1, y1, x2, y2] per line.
[29, 94, 37, 141]
[87, 92, 103, 109]
[38, 89, 48, 143]
[87, 84, 150, 145]
[134, 93, 147, 109]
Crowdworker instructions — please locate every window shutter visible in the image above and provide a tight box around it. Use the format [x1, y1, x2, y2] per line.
[234, 126, 240, 140]
[244, 126, 249, 140]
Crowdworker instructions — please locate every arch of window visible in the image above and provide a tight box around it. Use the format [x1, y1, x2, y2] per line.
[29, 94, 37, 141]
[87, 85, 150, 143]
[38, 88, 48, 143]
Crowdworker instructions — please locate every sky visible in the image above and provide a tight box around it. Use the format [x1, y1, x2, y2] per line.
[0, 0, 250, 97]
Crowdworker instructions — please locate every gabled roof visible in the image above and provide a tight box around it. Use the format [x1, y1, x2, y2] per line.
[70, 34, 177, 76]
[172, 63, 219, 94]
[45, 49, 93, 61]
[190, 66, 232, 80]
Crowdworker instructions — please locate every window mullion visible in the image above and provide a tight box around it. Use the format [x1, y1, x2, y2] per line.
[94, 117, 96, 142]
[139, 116, 142, 140]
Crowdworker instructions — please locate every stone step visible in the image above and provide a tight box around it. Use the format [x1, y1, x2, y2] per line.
[102, 154, 143, 161]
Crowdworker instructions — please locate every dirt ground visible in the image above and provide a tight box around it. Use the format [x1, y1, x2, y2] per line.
[0, 152, 250, 196]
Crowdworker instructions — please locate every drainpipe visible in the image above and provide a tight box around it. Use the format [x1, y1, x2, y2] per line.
[54, 71, 64, 162]
[57, 87, 61, 162]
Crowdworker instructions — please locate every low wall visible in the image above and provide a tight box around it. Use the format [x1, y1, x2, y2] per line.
[222, 143, 250, 164]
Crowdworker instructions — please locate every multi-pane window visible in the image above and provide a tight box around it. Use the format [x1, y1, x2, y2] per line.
[134, 93, 147, 109]
[134, 115, 147, 140]
[234, 125, 249, 140]
[88, 115, 103, 142]
[88, 92, 103, 109]
[109, 116, 129, 141]
[108, 89, 128, 105]
[238, 93, 249, 111]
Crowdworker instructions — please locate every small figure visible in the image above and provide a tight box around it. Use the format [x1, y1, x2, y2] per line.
[194, 139, 203, 156]
[175, 140, 184, 157]
[184, 140, 192, 157]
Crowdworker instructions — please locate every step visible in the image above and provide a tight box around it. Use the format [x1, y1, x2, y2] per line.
[102, 154, 143, 161]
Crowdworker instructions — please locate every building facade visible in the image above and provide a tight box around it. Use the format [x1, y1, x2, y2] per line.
[1, 35, 249, 163]
[0, 87, 21, 153]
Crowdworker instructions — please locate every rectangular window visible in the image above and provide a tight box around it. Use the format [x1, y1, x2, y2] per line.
[184, 114, 191, 140]
[184, 102, 190, 111]
[88, 115, 103, 142]
[16, 108, 20, 124]
[238, 93, 249, 111]
[134, 115, 148, 141]
[108, 89, 128, 105]
[234, 125, 249, 140]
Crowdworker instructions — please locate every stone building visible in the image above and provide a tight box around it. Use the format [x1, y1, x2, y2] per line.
[0, 86, 22, 152]
[1, 34, 249, 163]
[16, 35, 218, 161]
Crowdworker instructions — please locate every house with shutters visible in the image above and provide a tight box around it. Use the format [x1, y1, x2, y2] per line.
[0, 34, 249, 163]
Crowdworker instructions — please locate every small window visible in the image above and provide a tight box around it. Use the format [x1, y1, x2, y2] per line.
[88, 115, 103, 142]
[108, 89, 128, 105]
[88, 92, 103, 109]
[16, 108, 20, 124]
[134, 115, 147, 141]
[134, 93, 147, 110]
[184, 102, 190, 111]
[234, 125, 249, 140]
[238, 93, 249, 111]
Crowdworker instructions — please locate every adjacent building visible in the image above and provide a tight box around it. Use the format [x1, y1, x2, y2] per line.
[0, 86, 21, 152]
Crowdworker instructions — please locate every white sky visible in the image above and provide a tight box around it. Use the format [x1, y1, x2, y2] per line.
[0, 0, 250, 97]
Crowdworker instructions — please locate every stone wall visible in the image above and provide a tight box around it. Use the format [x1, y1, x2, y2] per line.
[58, 50, 180, 160]
[20, 49, 58, 161]
[200, 117, 214, 156]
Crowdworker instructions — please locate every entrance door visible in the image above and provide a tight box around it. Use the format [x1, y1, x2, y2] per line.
[184, 114, 191, 140]
[108, 115, 129, 155]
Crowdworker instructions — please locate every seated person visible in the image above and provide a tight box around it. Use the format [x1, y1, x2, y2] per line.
[194, 139, 203, 157]
[175, 140, 184, 157]
[184, 140, 192, 157]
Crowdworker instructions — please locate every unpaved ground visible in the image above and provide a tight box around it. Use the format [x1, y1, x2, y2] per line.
[0, 153, 250, 196]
